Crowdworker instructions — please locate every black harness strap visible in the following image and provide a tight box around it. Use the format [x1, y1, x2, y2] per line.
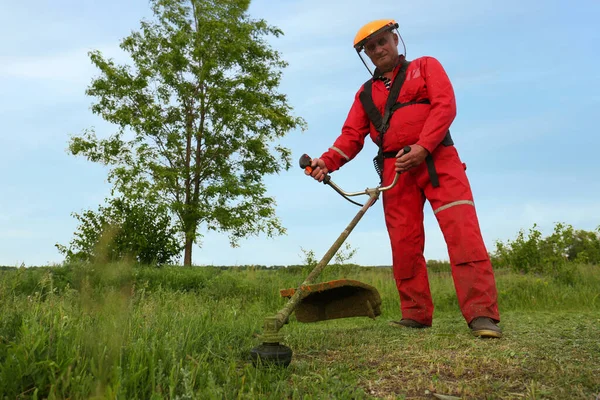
[390, 99, 430, 112]
[427, 131, 453, 187]
[381, 131, 454, 188]
[360, 80, 382, 133]
[360, 60, 453, 188]
[360, 60, 411, 183]
[425, 156, 440, 187]
[381, 132, 453, 160]
[359, 60, 411, 144]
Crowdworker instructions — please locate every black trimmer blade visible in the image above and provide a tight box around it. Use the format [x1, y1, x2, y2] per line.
[249, 343, 293, 367]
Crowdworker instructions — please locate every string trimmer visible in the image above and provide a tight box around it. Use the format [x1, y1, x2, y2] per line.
[249, 147, 409, 367]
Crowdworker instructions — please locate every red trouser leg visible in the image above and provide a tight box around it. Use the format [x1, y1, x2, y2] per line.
[394, 261, 434, 326]
[382, 145, 500, 325]
[382, 160, 433, 326]
[418, 145, 500, 324]
[449, 259, 500, 323]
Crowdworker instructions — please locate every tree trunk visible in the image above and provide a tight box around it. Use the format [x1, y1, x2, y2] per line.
[184, 235, 193, 266]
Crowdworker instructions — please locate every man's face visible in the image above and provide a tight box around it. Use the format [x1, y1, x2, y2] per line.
[364, 31, 399, 73]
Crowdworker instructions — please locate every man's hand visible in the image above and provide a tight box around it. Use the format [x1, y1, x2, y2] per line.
[306, 158, 329, 182]
[395, 145, 429, 173]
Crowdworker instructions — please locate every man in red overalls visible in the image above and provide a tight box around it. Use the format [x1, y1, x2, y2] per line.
[307, 19, 502, 338]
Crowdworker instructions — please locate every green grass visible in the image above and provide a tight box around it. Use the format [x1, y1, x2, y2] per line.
[0, 264, 599, 399]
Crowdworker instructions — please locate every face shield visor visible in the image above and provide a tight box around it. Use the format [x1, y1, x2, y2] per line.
[353, 20, 406, 76]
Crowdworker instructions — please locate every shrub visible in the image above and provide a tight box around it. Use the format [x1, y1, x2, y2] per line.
[492, 222, 600, 281]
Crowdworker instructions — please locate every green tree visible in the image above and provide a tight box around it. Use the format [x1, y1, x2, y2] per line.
[68, 0, 305, 265]
[56, 197, 181, 265]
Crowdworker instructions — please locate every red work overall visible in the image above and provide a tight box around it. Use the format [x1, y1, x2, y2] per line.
[320, 56, 500, 325]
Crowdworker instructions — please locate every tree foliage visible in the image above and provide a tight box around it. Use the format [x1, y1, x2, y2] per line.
[68, 0, 306, 265]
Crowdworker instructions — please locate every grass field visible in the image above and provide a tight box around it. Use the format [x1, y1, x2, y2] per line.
[0, 263, 599, 399]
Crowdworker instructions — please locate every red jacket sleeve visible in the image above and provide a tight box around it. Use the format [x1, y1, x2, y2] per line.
[415, 57, 457, 154]
[320, 88, 371, 172]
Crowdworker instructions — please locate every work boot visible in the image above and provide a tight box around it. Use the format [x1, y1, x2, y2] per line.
[469, 317, 502, 338]
[388, 319, 430, 329]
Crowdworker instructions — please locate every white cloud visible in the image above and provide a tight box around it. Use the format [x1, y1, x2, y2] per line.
[254, 0, 527, 42]
[0, 45, 126, 84]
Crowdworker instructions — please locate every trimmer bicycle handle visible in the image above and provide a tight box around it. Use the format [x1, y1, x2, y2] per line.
[299, 146, 412, 205]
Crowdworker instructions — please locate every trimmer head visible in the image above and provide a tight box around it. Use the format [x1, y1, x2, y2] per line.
[249, 343, 293, 367]
[279, 279, 382, 323]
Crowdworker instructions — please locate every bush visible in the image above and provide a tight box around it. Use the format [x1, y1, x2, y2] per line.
[56, 197, 182, 265]
[492, 222, 600, 280]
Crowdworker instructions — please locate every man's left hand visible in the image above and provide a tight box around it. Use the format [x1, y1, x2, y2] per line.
[395, 144, 429, 173]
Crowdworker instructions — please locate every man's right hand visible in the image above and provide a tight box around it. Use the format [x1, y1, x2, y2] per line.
[306, 158, 329, 182]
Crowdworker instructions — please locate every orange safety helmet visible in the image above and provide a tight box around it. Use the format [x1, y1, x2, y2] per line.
[353, 19, 406, 76]
[353, 19, 399, 51]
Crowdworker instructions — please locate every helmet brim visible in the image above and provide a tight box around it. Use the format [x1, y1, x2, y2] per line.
[354, 22, 399, 52]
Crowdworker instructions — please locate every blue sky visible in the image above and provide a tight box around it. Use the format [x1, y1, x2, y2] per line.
[1, 0, 599, 267]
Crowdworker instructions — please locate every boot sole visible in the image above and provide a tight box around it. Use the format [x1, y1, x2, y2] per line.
[388, 321, 430, 329]
[471, 329, 502, 338]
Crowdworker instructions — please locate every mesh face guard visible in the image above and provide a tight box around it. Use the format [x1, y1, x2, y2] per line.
[353, 19, 406, 76]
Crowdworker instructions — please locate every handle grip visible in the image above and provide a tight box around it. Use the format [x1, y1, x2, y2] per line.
[299, 154, 330, 184]
[299, 154, 313, 173]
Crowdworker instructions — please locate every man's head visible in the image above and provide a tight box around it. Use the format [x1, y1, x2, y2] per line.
[353, 19, 405, 75]
[363, 31, 399, 73]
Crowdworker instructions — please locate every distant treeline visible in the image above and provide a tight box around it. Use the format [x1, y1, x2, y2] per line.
[0, 263, 445, 271]
[4, 222, 599, 275]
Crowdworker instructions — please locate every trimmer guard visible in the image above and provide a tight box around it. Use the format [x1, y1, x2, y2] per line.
[279, 279, 382, 323]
